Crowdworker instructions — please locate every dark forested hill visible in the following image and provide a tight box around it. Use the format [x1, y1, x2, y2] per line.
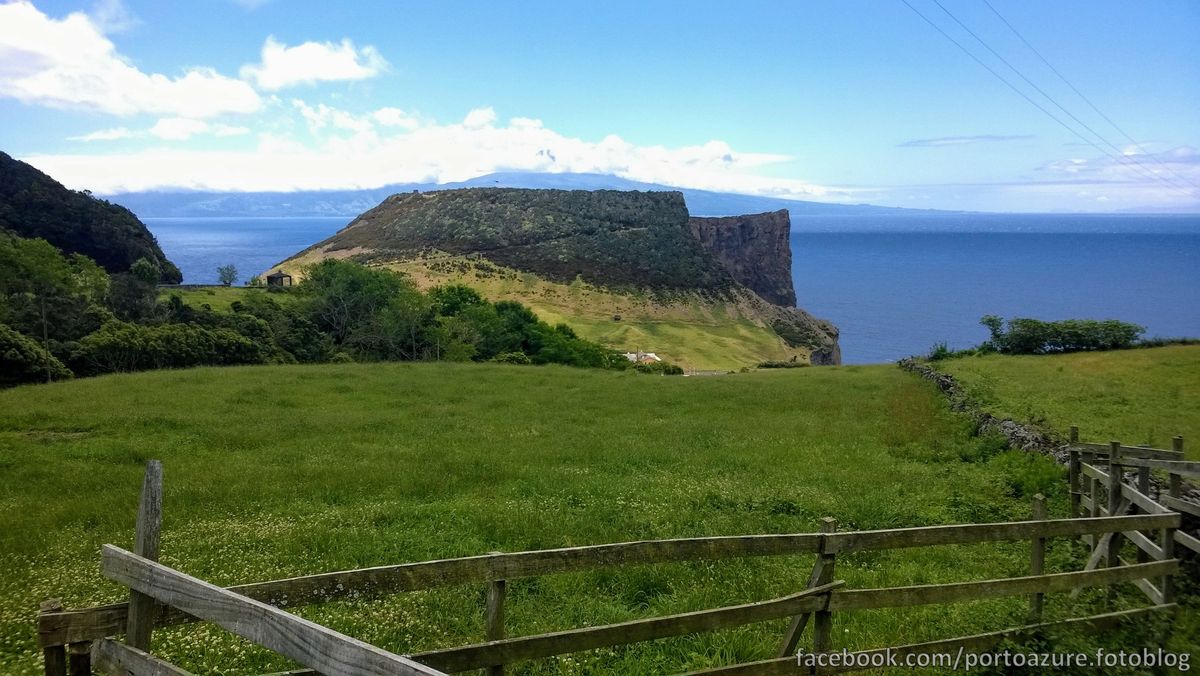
[0, 152, 181, 283]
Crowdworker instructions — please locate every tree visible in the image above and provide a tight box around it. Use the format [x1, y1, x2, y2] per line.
[0, 323, 73, 386]
[300, 260, 409, 344]
[130, 257, 161, 284]
[107, 273, 159, 322]
[0, 234, 109, 378]
[217, 264, 238, 287]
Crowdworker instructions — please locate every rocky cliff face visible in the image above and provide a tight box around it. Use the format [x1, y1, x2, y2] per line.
[688, 210, 796, 307]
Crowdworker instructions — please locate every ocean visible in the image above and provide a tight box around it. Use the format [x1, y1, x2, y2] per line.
[146, 214, 1200, 365]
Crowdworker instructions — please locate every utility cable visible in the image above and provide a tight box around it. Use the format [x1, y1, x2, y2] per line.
[979, 0, 1199, 190]
[898, 0, 1193, 197]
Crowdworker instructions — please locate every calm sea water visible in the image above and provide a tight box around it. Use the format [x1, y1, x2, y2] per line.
[146, 217, 349, 285]
[791, 214, 1199, 363]
[146, 214, 1200, 365]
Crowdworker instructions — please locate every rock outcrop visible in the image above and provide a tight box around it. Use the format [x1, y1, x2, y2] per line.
[688, 210, 796, 307]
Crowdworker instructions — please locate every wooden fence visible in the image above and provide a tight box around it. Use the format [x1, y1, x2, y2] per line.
[1067, 428, 1199, 609]
[39, 460, 1184, 675]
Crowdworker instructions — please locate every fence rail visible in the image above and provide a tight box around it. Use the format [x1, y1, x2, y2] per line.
[45, 454, 1189, 676]
[37, 515, 1176, 648]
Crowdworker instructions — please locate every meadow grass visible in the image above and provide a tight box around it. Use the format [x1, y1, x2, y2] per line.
[939, 345, 1200, 459]
[158, 286, 294, 312]
[0, 362, 1161, 673]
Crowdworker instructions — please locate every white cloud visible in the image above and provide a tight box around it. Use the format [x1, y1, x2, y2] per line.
[371, 107, 419, 130]
[31, 101, 1197, 211]
[149, 118, 210, 141]
[0, 1, 261, 118]
[213, 124, 251, 137]
[241, 36, 388, 90]
[20, 103, 844, 201]
[70, 120, 251, 143]
[1037, 146, 1200, 194]
[154, 119, 254, 140]
[68, 126, 134, 142]
[292, 100, 375, 133]
[462, 106, 497, 129]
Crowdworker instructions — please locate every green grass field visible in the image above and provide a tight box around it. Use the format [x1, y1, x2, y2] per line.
[0, 362, 1120, 674]
[158, 286, 292, 312]
[939, 345, 1200, 459]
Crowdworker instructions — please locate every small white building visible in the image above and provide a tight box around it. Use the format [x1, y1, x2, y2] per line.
[622, 351, 662, 364]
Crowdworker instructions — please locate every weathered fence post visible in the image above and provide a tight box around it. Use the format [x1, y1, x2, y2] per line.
[1174, 436, 1184, 455]
[1161, 513, 1176, 605]
[1087, 452, 1101, 549]
[485, 552, 506, 676]
[1136, 454, 1151, 565]
[776, 519, 837, 658]
[1069, 452, 1081, 520]
[127, 460, 163, 652]
[39, 599, 66, 676]
[1165, 456, 1181, 605]
[1106, 442, 1123, 601]
[1029, 494, 1047, 622]
[813, 518, 837, 655]
[1068, 424, 1081, 521]
[67, 642, 90, 676]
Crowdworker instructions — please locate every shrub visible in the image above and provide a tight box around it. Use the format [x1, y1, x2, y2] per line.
[980, 315, 1144, 355]
[73, 321, 265, 375]
[926, 342, 953, 361]
[758, 359, 809, 369]
[491, 351, 532, 365]
[634, 360, 684, 375]
[0, 323, 73, 386]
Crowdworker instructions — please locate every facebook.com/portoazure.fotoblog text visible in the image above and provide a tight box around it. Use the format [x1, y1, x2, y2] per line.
[797, 646, 1191, 671]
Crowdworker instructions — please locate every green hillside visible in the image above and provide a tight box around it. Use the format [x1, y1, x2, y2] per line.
[376, 254, 811, 370]
[939, 345, 1200, 458]
[0, 362, 1089, 674]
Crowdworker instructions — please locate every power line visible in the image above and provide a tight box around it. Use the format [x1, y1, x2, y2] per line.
[979, 0, 1199, 190]
[897, 0, 1194, 197]
[929, 0, 1194, 193]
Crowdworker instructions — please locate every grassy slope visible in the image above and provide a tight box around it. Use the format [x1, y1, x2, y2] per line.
[939, 345, 1200, 459]
[0, 363, 1094, 674]
[266, 251, 806, 371]
[939, 346, 1200, 659]
[385, 255, 804, 371]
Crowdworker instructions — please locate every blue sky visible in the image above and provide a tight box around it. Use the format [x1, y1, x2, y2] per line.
[1, 0, 1198, 212]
